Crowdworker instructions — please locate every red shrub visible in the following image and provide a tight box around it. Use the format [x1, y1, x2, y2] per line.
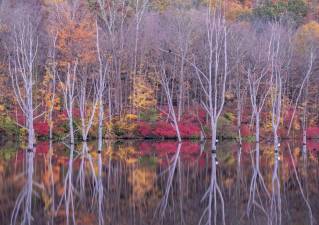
[241, 142, 252, 153]
[34, 121, 49, 136]
[181, 142, 200, 156]
[307, 141, 319, 151]
[307, 127, 319, 139]
[153, 142, 178, 156]
[138, 122, 153, 137]
[179, 123, 201, 138]
[36, 142, 49, 154]
[138, 142, 153, 155]
[240, 124, 252, 137]
[153, 121, 176, 138]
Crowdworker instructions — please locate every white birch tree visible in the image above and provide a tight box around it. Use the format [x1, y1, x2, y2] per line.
[159, 64, 182, 142]
[192, 1, 228, 152]
[59, 62, 78, 144]
[9, 20, 38, 150]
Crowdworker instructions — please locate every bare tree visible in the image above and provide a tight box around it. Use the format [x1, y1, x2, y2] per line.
[166, 9, 194, 121]
[192, 2, 228, 152]
[96, 20, 109, 151]
[269, 24, 291, 151]
[97, 0, 129, 115]
[77, 72, 98, 142]
[245, 28, 272, 143]
[8, 19, 39, 149]
[132, 0, 149, 77]
[47, 35, 58, 140]
[58, 62, 78, 144]
[230, 29, 246, 146]
[159, 64, 182, 142]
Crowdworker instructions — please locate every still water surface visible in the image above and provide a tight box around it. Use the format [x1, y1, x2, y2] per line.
[0, 140, 318, 225]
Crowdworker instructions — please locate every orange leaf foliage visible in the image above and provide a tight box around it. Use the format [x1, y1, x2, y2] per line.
[49, 3, 96, 68]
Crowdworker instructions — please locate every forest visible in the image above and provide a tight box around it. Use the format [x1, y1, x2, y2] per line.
[1, 1, 319, 225]
[0, 0, 319, 151]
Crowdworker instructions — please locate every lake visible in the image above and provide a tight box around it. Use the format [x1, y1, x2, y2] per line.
[0, 140, 318, 225]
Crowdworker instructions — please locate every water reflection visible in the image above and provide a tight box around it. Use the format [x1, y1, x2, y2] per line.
[11, 149, 34, 225]
[199, 152, 225, 225]
[0, 141, 318, 225]
[287, 144, 314, 225]
[56, 143, 76, 225]
[247, 142, 271, 221]
[270, 151, 281, 225]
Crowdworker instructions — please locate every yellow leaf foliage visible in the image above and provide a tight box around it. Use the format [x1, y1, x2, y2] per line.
[128, 168, 156, 202]
[294, 21, 319, 53]
[130, 76, 157, 111]
[225, 2, 251, 21]
[125, 114, 138, 121]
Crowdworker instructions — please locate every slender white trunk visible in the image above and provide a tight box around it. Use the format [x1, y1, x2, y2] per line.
[96, 20, 108, 149]
[69, 108, 74, 144]
[9, 21, 38, 150]
[177, 56, 185, 121]
[303, 129, 307, 145]
[98, 100, 104, 151]
[211, 119, 217, 151]
[237, 101, 242, 146]
[255, 111, 260, 143]
[160, 66, 182, 142]
[59, 63, 77, 144]
[27, 91, 35, 149]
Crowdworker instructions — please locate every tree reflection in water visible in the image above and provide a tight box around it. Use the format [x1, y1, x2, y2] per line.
[56, 144, 76, 225]
[247, 142, 270, 220]
[287, 144, 314, 225]
[199, 152, 225, 225]
[92, 149, 104, 225]
[11, 149, 35, 225]
[155, 143, 182, 221]
[270, 151, 281, 225]
[2, 141, 318, 225]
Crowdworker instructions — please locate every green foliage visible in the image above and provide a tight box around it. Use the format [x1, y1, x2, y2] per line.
[138, 155, 157, 168]
[139, 108, 158, 122]
[224, 112, 235, 122]
[217, 117, 237, 139]
[251, 0, 307, 22]
[242, 135, 256, 142]
[0, 116, 20, 137]
[111, 122, 126, 136]
[109, 116, 138, 137]
[0, 142, 18, 160]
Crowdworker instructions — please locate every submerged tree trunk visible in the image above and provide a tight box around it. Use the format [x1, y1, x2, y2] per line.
[9, 20, 38, 150]
[98, 101, 104, 151]
[255, 112, 260, 143]
[160, 65, 182, 142]
[59, 63, 78, 144]
[211, 119, 217, 152]
[96, 19, 109, 148]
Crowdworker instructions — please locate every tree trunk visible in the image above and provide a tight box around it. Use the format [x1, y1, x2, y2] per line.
[98, 101, 104, 152]
[256, 112, 260, 143]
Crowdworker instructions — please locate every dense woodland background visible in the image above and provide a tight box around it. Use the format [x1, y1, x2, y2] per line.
[0, 0, 319, 146]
